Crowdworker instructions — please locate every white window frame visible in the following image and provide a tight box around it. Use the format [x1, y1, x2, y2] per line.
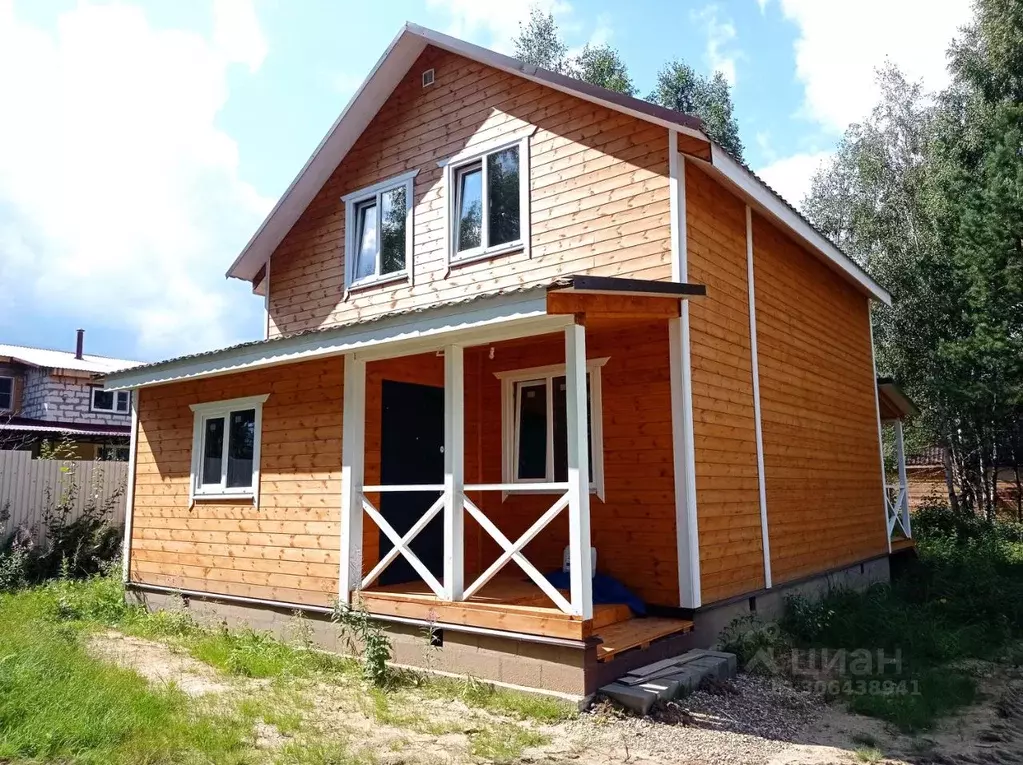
[496, 358, 608, 500]
[90, 386, 130, 414]
[441, 129, 533, 268]
[0, 376, 12, 411]
[341, 169, 418, 293]
[188, 394, 269, 503]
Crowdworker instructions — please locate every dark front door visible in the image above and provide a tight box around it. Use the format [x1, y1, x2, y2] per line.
[378, 380, 445, 586]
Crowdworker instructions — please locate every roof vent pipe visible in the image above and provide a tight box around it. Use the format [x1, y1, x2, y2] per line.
[75, 329, 84, 360]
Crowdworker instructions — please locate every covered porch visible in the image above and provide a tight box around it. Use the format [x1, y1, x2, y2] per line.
[339, 277, 702, 658]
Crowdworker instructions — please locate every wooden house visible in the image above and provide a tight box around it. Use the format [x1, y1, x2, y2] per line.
[101, 25, 905, 697]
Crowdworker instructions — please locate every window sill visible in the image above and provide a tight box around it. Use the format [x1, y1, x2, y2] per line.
[347, 271, 408, 293]
[192, 491, 256, 502]
[449, 242, 524, 269]
[502, 485, 601, 495]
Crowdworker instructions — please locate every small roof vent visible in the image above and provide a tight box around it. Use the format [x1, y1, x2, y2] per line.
[422, 68, 435, 87]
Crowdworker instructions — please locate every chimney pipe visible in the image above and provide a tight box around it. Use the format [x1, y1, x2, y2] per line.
[75, 329, 84, 360]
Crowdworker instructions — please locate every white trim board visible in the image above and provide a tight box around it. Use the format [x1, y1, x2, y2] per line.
[668, 131, 702, 610]
[746, 205, 772, 589]
[120, 389, 140, 583]
[102, 289, 567, 391]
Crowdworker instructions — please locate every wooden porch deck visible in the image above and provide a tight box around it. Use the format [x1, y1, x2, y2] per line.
[359, 578, 693, 662]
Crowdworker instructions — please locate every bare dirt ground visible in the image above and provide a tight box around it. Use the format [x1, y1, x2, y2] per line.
[87, 630, 1023, 764]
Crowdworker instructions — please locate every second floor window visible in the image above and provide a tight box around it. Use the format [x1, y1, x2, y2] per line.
[444, 133, 531, 264]
[342, 170, 417, 291]
[0, 377, 12, 411]
[91, 387, 130, 414]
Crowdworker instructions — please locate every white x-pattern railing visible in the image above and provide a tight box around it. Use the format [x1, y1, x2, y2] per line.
[339, 323, 595, 621]
[885, 483, 910, 539]
[360, 485, 446, 597]
[357, 483, 576, 614]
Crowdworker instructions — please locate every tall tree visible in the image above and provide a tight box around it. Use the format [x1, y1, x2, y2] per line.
[569, 44, 635, 95]
[648, 62, 744, 159]
[804, 0, 1023, 517]
[512, 7, 568, 74]
[512, 6, 635, 95]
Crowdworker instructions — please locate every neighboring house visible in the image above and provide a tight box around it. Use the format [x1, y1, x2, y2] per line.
[103, 25, 905, 697]
[0, 331, 140, 460]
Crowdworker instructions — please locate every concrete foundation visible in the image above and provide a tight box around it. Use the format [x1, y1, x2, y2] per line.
[689, 554, 892, 647]
[126, 553, 889, 699]
[127, 588, 592, 696]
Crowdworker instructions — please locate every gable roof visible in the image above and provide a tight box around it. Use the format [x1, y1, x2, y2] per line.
[0, 342, 140, 374]
[227, 22, 891, 305]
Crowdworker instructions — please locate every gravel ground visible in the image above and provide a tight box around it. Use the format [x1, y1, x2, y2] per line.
[558, 675, 834, 765]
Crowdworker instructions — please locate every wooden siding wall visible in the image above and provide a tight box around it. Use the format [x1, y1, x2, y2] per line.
[267, 46, 671, 336]
[685, 164, 764, 604]
[751, 213, 887, 583]
[129, 358, 343, 607]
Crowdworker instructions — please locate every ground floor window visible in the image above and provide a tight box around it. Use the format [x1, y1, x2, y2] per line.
[189, 394, 268, 500]
[497, 358, 607, 497]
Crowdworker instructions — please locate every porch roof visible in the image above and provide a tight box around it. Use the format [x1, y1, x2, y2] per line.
[877, 377, 919, 421]
[100, 276, 704, 391]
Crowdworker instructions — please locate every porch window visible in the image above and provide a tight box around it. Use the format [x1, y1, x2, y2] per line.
[0, 376, 12, 411]
[91, 387, 130, 414]
[497, 358, 607, 498]
[342, 170, 417, 291]
[188, 394, 268, 501]
[442, 132, 531, 265]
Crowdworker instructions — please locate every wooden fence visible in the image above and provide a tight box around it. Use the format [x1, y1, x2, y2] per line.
[0, 450, 128, 541]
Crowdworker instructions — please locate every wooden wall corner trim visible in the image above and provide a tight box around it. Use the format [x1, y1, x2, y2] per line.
[121, 388, 140, 584]
[669, 129, 701, 609]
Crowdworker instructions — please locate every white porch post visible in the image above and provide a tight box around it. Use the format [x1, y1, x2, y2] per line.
[565, 321, 593, 620]
[443, 344, 465, 601]
[339, 353, 366, 605]
[668, 130, 702, 609]
[894, 419, 911, 537]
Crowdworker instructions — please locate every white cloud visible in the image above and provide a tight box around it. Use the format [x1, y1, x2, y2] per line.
[426, 0, 572, 54]
[212, 0, 267, 73]
[775, 0, 972, 132]
[757, 150, 833, 209]
[0, 1, 273, 359]
[692, 5, 739, 86]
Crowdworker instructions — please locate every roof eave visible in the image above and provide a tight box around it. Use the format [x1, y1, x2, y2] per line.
[699, 145, 892, 305]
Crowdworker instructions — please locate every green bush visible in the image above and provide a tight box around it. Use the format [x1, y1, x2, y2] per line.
[717, 615, 788, 673]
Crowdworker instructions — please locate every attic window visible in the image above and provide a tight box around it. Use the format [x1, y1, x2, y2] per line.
[422, 68, 435, 87]
[341, 169, 418, 291]
[441, 133, 531, 266]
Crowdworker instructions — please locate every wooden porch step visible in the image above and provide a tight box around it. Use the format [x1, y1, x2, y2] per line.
[890, 536, 916, 553]
[595, 617, 695, 662]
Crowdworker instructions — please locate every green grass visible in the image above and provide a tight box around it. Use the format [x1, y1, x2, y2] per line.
[468, 722, 550, 762]
[0, 570, 573, 763]
[755, 504, 1023, 732]
[853, 746, 884, 764]
[0, 587, 254, 764]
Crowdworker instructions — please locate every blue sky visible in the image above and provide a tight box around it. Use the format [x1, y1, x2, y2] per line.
[0, 0, 972, 362]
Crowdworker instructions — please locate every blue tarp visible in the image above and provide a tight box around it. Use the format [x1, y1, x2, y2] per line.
[544, 571, 646, 616]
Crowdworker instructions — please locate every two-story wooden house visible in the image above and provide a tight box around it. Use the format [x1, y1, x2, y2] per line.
[101, 25, 909, 697]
